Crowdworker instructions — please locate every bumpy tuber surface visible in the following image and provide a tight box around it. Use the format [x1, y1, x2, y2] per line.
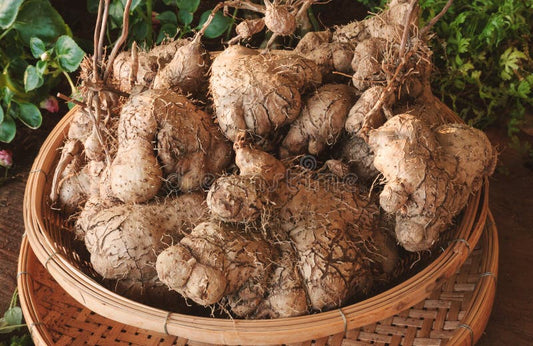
[110, 89, 231, 202]
[369, 114, 496, 251]
[152, 39, 210, 95]
[210, 45, 322, 143]
[295, 31, 354, 77]
[112, 39, 187, 92]
[156, 221, 275, 306]
[82, 193, 208, 293]
[281, 84, 356, 158]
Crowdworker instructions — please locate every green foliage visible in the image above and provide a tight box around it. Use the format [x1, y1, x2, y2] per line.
[0, 289, 31, 346]
[420, 0, 533, 135]
[0, 0, 85, 143]
[87, 0, 231, 48]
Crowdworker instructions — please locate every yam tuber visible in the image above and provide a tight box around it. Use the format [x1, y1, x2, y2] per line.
[156, 221, 275, 306]
[82, 193, 207, 293]
[110, 89, 231, 202]
[281, 83, 356, 158]
[210, 45, 322, 143]
[369, 114, 496, 251]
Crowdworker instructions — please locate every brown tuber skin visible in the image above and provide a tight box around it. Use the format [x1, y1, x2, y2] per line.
[210, 45, 322, 143]
[156, 221, 275, 306]
[369, 114, 496, 251]
[110, 89, 231, 202]
[294, 31, 354, 80]
[194, 140, 397, 318]
[82, 193, 208, 294]
[112, 39, 187, 93]
[152, 39, 210, 96]
[281, 84, 356, 158]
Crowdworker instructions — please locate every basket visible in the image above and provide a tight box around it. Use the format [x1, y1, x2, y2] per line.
[23, 106, 491, 345]
[18, 211, 498, 346]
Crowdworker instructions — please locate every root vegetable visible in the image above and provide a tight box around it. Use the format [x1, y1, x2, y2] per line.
[233, 131, 286, 182]
[280, 84, 356, 158]
[112, 39, 187, 92]
[210, 45, 322, 143]
[110, 89, 231, 202]
[337, 135, 379, 182]
[369, 114, 496, 251]
[152, 39, 210, 95]
[82, 193, 207, 292]
[206, 175, 268, 223]
[156, 221, 276, 306]
[350, 38, 387, 92]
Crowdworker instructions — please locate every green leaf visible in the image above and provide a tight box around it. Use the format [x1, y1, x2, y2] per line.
[17, 102, 42, 129]
[130, 20, 149, 43]
[156, 23, 179, 44]
[30, 37, 46, 59]
[0, 116, 16, 143]
[162, 0, 176, 5]
[2, 88, 14, 106]
[23, 65, 44, 92]
[197, 10, 232, 39]
[177, 10, 193, 26]
[109, 0, 125, 29]
[4, 307, 22, 326]
[157, 11, 178, 25]
[55, 35, 85, 72]
[0, 0, 23, 29]
[13, 0, 68, 45]
[36, 60, 48, 74]
[0, 107, 4, 124]
[176, 0, 200, 12]
[517, 80, 531, 98]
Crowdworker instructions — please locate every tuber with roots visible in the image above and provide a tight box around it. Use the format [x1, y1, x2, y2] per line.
[210, 45, 322, 143]
[369, 114, 496, 251]
[47, 0, 498, 323]
[156, 221, 276, 306]
[162, 137, 400, 318]
[280, 83, 356, 158]
[81, 193, 208, 294]
[110, 89, 231, 202]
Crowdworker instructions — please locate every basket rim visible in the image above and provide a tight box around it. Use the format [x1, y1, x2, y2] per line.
[23, 107, 490, 345]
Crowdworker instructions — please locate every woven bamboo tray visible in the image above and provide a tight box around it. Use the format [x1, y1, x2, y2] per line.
[23, 107, 491, 345]
[18, 212, 498, 346]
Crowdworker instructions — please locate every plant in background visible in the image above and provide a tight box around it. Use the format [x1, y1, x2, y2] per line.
[0, 289, 31, 346]
[87, 0, 233, 49]
[0, 0, 85, 143]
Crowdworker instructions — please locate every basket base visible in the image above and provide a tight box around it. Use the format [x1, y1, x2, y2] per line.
[18, 212, 498, 346]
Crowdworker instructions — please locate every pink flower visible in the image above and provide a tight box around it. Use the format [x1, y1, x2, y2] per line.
[0, 150, 13, 168]
[40, 96, 59, 113]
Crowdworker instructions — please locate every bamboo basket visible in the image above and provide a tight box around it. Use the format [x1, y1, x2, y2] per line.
[18, 211, 498, 346]
[23, 106, 491, 345]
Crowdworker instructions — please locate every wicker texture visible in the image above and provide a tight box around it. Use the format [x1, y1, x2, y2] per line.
[18, 212, 498, 346]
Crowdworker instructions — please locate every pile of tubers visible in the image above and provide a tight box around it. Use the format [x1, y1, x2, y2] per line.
[50, 0, 496, 319]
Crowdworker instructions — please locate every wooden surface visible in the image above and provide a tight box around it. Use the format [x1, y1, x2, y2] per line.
[1, 134, 532, 345]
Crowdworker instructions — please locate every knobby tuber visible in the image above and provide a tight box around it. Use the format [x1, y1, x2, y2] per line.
[156, 221, 275, 306]
[281, 83, 356, 158]
[161, 139, 398, 318]
[82, 193, 207, 293]
[369, 114, 496, 251]
[210, 45, 322, 143]
[110, 89, 231, 203]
